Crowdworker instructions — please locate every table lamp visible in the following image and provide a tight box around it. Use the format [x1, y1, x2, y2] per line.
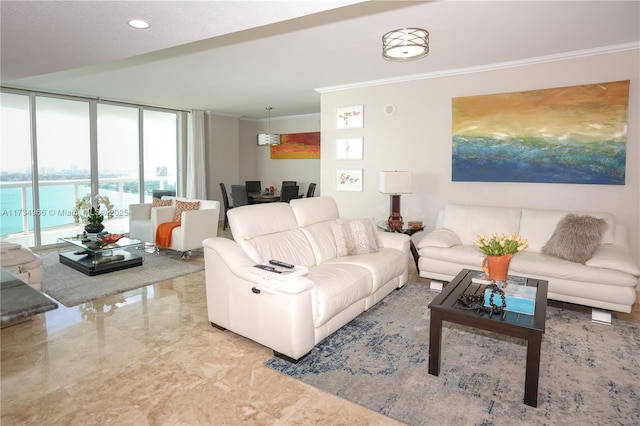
[379, 171, 412, 230]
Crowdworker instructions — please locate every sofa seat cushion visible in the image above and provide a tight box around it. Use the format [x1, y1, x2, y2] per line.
[510, 251, 638, 288]
[418, 245, 484, 266]
[307, 263, 373, 328]
[325, 247, 406, 292]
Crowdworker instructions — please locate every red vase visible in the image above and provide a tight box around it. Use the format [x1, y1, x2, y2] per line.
[482, 254, 512, 282]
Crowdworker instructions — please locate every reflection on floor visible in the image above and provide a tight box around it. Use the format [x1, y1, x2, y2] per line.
[1, 224, 637, 424]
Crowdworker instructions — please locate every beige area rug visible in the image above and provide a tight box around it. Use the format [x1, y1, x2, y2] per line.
[40, 250, 204, 307]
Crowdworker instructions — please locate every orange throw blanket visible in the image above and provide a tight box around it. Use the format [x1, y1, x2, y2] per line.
[155, 222, 182, 248]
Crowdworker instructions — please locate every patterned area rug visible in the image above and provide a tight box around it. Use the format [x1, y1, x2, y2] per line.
[40, 250, 203, 307]
[265, 282, 639, 425]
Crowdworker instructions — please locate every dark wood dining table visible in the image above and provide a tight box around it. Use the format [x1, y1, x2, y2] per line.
[248, 192, 280, 203]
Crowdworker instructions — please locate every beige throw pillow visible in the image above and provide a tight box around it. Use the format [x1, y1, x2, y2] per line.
[173, 200, 200, 223]
[541, 214, 607, 264]
[331, 218, 382, 257]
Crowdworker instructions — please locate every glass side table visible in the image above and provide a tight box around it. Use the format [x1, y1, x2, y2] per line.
[376, 221, 425, 273]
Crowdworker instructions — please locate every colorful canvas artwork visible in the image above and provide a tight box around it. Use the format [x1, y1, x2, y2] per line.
[271, 132, 320, 159]
[451, 81, 629, 184]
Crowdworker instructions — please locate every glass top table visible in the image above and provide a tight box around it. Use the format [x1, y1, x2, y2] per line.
[57, 236, 145, 276]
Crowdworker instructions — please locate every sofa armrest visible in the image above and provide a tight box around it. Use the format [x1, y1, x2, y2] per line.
[202, 237, 313, 294]
[151, 205, 176, 226]
[417, 227, 462, 249]
[129, 203, 152, 221]
[377, 231, 410, 252]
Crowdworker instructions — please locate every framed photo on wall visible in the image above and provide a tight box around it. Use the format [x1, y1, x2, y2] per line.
[336, 137, 363, 160]
[336, 105, 364, 129]
[336, 169, 363, 191]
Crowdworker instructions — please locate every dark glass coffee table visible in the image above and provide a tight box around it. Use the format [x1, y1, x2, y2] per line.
[428, 269, 548, 407]
[57, 236, 144, 276]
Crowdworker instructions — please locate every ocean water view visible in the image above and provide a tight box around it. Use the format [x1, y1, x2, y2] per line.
[0, 184, 143, 237]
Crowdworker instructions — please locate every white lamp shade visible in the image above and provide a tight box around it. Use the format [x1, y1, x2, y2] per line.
[379, 171, 412, 194]
[257, 133, 281, 146]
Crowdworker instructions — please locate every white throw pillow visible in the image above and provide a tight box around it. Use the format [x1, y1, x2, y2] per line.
[331, 218, 382, 257]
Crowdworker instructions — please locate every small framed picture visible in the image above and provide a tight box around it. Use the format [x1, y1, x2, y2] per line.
[336, 105, 364, 129]
[336, 137, 363, 160]
[336, 169, 363, 192]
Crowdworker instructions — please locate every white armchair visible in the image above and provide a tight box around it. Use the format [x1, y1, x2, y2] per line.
[129, 197, 220, 259]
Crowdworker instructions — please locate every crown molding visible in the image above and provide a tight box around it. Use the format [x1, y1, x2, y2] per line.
[315, 42, 640, 93]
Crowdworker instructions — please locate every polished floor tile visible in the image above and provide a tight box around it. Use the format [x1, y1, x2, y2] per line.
[2, 229, 637, 425]
[1, 244, 401, 425]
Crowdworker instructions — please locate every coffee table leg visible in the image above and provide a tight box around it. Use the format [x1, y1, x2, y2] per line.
[524, 331, 542, 407]
[428, 310, 443, 375]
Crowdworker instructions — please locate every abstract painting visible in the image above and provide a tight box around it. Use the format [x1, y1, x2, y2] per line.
[271, 132, 320, 159]
[452, 80, 629, 184]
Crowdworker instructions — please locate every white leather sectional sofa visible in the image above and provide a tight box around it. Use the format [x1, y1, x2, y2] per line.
[417, 204, 639, 321]
[203, 197, 410, 362]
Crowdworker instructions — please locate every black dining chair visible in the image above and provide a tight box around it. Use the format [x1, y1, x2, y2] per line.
[220, 183, 233, 230]
[305, 183, 316, 198]
[245, 180, 262, 194]
[280, 185, 299, 203]
[231, 185, 249, 208]
[281, 181, 297, 187]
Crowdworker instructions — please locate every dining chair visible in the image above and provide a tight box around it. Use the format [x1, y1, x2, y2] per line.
[231, 185, 250, 207]
[280, 185, 299, 203]
[245, 180, 262, 194]
[281, 181, 297, 187]
[305, 183, 316, 198]
[220, 182, 233, 230]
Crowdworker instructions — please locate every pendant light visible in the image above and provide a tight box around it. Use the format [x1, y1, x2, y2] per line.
[257, 107, 281, 146]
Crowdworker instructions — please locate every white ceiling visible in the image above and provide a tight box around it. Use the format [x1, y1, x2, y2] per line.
[2, 1, 639, 119]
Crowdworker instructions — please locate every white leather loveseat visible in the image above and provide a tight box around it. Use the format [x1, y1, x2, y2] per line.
[203, 197, 410, 362]
[417, 204, 639, 321]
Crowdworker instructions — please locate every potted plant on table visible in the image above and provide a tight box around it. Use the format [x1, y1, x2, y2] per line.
[473, 232, 528, 282]
[74, 193, 114, 233]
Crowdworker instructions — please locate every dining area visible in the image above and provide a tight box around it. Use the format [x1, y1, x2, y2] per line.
[219, 180, 316, 229]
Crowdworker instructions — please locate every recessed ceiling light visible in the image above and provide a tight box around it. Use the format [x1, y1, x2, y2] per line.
[128, 19, 150, 29]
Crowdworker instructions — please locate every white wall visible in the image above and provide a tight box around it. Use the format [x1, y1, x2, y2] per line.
[240, 114, 321, 195]
[319, 49, 640, 267]
[204, 113, 240, 211]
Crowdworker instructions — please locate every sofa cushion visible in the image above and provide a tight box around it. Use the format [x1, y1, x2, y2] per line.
[542, 214, 607, 264]
[152, 198, 173, 208]
[442, 204, 522, 245]
[306, 263, 373, 328]
[326, 247, 406, 292]
[520, 208, 616, 252]
[331, 218, 381, 257]
[586, 244, 640, 276]
[173, 200, 200, 222]
[417, 228, 462, 248]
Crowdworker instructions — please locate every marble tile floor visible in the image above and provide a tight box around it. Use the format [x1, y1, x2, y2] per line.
[2, 226, 638, 425]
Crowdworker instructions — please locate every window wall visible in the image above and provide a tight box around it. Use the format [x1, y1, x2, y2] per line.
[0, 89, 180, 247]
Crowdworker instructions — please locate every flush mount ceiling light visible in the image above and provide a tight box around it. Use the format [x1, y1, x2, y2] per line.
[128, 19, 150, 29]
[382, 28, 429, 61]
[257, 107, 281, 146]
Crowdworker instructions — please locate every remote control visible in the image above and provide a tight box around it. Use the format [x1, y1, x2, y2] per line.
[269, 260, 295, 269]
[253, 264, 281, 273]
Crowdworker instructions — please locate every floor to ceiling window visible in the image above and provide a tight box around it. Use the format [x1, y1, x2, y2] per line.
[0, 89, 181, 248]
